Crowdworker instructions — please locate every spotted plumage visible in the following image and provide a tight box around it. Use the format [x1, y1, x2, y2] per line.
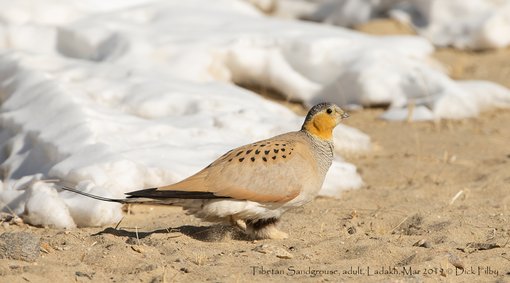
[59, 103, 349, 240]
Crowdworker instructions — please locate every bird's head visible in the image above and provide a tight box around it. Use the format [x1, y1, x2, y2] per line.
[301, 102, 349, 140]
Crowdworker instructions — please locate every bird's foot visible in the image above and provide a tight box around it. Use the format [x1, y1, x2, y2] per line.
[259, 226, 289, 239]
[246, 218, 288, 240]
[229, 216, 247, 231]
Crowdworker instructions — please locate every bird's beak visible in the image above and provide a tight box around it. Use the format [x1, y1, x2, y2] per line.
[333, 105, 349, 121]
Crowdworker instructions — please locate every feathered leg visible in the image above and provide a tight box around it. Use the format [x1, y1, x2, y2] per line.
[246, 218, 288, 239]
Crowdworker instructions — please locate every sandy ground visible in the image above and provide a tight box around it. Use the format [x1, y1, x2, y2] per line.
[1, 20, 510, 283]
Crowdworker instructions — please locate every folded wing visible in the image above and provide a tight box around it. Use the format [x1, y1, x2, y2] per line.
[128, 133, 317, 203]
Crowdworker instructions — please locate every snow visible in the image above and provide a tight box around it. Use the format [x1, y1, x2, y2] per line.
[0, 0, 509, 228]
[288, 0, 510, 50]
[391, 0, 510, 50]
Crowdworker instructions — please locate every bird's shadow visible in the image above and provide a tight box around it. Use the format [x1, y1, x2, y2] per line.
[93, 224, 250, 242]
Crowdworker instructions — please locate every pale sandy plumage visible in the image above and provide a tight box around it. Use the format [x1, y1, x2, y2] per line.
[60, 103, 349, 239]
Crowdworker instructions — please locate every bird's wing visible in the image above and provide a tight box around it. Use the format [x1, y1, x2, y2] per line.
[129, 133, 318, 203]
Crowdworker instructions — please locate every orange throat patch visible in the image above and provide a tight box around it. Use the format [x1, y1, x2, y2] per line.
[303, 113, 335, 140]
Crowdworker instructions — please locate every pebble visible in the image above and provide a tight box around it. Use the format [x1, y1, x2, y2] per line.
[0, 232, 40, 262]
[448, 252, 464, 270]
[40, 242, 54, 254]
[413, 239, 432, 248]
[131, 245, 144, 253]
[13, 217, 24, 226]
[252, 244, 293, 259]
[75, 271, 94, 280]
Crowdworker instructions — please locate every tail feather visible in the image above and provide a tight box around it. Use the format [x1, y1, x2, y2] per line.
[58, 185, 227, 206]
[59, 186, 127, 203]
[126, 188, 230, 200]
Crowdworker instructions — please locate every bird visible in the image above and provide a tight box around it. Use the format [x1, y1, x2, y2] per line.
[60, 102, 349, 239]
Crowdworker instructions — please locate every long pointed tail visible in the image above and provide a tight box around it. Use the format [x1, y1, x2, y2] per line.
[59, 186, 127, 203]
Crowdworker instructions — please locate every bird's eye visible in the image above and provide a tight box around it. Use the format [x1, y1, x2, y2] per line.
[326, 108, 333, 114]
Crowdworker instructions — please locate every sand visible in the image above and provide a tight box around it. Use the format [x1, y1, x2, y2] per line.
[1, 19, 509, 282]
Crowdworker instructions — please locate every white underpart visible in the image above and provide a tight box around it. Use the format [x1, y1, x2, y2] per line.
[192, 185, 317, 221]
[191, 200, 285, 221]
